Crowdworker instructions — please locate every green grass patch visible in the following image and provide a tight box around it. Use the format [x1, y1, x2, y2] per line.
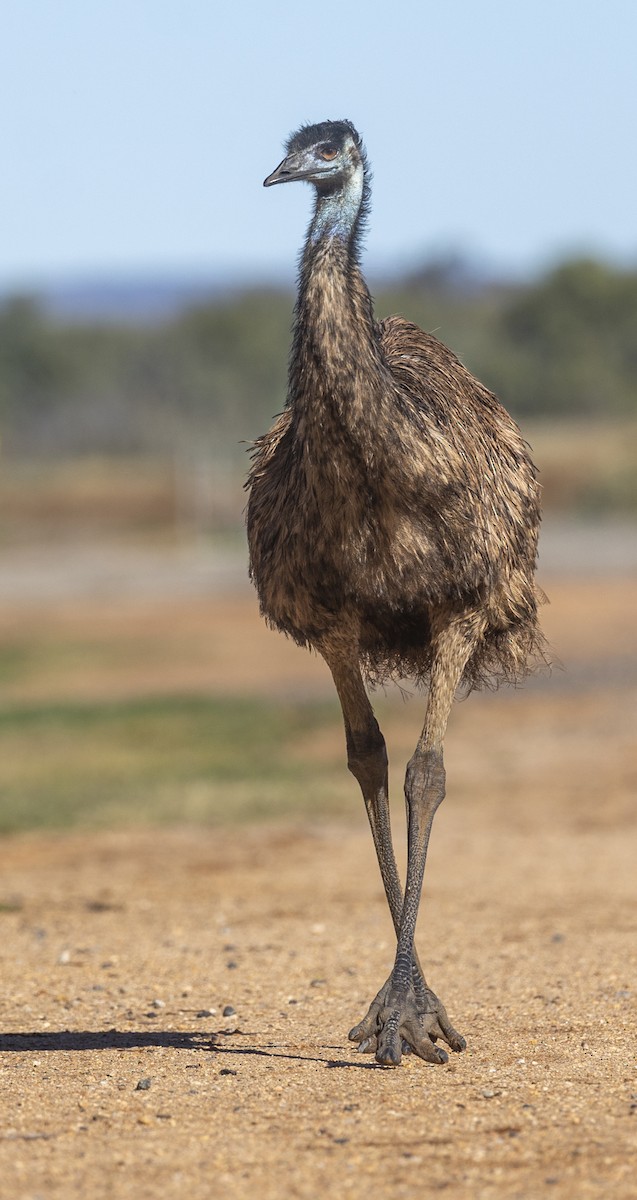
[0, 693, 354, 833]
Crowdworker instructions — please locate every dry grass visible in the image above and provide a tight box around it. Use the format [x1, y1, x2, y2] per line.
[0, 417, 636, 550]
[528, 417, 637, 512]
[0, 566, 635, 835]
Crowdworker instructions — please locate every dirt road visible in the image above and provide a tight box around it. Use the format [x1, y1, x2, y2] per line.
[0, 812, 635, 1200]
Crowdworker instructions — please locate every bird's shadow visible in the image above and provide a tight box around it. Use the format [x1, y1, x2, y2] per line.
[0, 1028, 382, 1069]
[0, 1029, 216, 1053]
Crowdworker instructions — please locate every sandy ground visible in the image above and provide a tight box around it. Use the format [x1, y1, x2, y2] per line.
[0, 533, 636, 1199]
[0, 818, 635, 1200]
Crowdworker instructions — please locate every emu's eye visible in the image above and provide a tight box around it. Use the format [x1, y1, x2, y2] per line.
[319, 145, 338, 161]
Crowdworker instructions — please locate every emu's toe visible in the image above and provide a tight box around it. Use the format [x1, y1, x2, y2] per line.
[349, 976, 465, 1067]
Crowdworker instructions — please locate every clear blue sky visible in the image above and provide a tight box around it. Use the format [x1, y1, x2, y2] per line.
[3, 0, 636, 286]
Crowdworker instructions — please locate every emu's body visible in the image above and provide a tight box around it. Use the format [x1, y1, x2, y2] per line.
[247, 120, 546, 1066]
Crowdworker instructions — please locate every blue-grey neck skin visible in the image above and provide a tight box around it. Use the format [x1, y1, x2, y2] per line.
[309, 162, 365, 247]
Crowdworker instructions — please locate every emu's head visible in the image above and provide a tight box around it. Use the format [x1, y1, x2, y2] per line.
[264, 120, 365, 192]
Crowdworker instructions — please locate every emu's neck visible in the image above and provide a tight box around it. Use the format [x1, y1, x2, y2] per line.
[290, 163, 383, 431]
[308, 163, 365, 247]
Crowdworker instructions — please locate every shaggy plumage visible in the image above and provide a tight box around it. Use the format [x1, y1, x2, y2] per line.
[246, 120, 547, 1068]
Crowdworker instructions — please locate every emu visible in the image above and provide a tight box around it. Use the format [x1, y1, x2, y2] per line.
[246, 120, 546, 1067]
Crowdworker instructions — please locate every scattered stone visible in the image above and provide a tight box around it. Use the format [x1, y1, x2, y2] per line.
[226, 961, 238, 970]
[219, 1068, 237, 1077]
[135, 1078, 152, 1091]
[481, 1088, 496, 1099]
[57, 950, 71, 965]
[196, 1008, 216, 1018]
[151, 999, 166, 1009]
[222, 1005, 236, 1017]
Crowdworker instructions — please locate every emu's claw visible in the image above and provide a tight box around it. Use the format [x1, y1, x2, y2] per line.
[349, 977, 465, 1066]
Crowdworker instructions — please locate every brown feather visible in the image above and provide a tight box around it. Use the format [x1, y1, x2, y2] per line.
[246, 169, 547, 693]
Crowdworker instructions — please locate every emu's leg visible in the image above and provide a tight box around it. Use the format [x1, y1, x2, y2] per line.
[346, 617, 482, 1066]
[320, 645, 463, 1061]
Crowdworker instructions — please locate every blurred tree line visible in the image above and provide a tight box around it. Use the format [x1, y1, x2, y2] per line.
[0, 253, 636, 471]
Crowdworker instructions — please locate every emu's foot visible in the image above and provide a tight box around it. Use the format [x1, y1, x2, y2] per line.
[349, 978, 466, 1067]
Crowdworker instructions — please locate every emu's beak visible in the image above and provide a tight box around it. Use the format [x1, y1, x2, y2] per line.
[263, 152, 305, 187]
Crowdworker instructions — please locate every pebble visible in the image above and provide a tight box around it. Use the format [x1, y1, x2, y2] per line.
[135, 1078, 152, 1091]
[222, 1005, 236, 1017]
[151, 999, 166, 1009]
[196, 1009, 217, 1018]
